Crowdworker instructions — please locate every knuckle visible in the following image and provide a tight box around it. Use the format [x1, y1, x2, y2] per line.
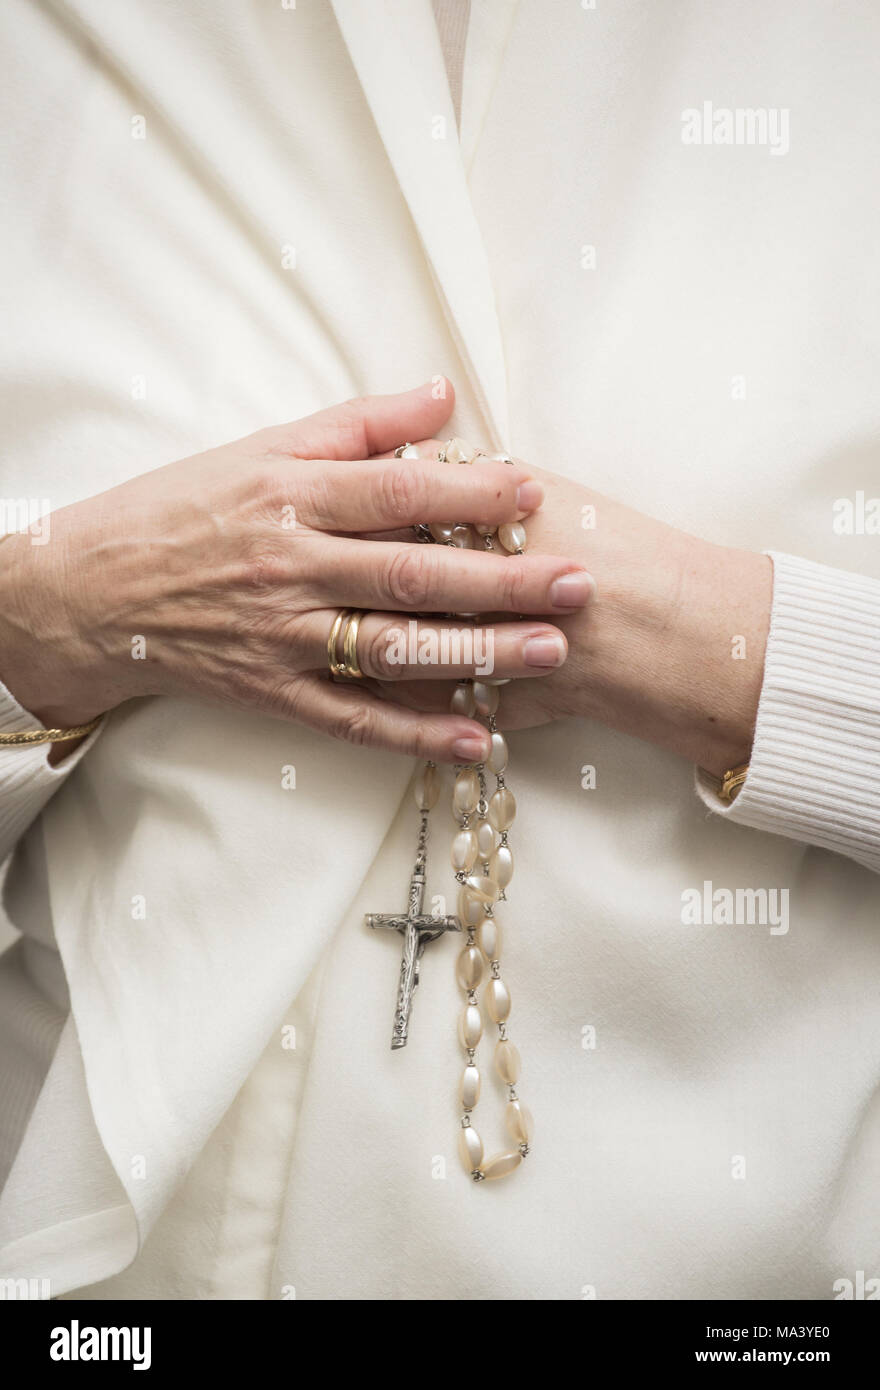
[240, 538, 292, 592]
[249, 465, 288, 507]
[335, 397, 371, 457]
[364, 622, 404, 680]
[329, 701, 376, 748]
[497, 557, 528, 609]
[377, 463, 423, 521]
[263, 676, 304, 721]
[407, 722, 433, 760]
[383, 546, 432, 609]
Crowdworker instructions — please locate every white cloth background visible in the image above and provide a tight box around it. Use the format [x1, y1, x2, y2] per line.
[1, 0, 880, 1299]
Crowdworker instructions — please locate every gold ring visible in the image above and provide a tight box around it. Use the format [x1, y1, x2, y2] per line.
[327, 608, 366, 680]
[327, 609, 349, 677]
[342, 609, 364, 678]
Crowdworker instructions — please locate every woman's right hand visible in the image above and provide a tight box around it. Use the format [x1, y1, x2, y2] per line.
[0, 381, 594, 763]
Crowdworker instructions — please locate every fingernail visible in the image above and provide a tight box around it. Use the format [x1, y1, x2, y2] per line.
[524, 634, 567, 668]
[549, 571, 595, 608]
[516, 480, 543, 512]
[453, 734, 490, 761]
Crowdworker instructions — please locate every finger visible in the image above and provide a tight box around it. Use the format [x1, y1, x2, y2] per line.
[260, 379, 456, 461]
[311, 535, 596, 615]
[292, 456, 543, 533]
[279, 672, 491, 764]
[301, 610, 568, 680]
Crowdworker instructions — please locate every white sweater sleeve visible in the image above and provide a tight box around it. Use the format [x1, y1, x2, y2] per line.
[697, 551, 880, 873]
[0, 679, 103, 868]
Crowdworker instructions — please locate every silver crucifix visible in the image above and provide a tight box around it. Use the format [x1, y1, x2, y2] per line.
[366, 853, 460, 1050]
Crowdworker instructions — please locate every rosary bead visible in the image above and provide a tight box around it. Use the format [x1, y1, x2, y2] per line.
[456, 945, 484, 991]
[445, 437, 477, 466]
[489, 845, 514, 889]
[459, 1065, 481, 1110]
[488, 787, 517, 831]
[495, 1039, 521, 1084]
[487, 732, 508, 774]
[429, 522, 457, 544]
[486, 977, 511, 1023]
[414, 763, 441, 811]
[481, 1150, 523, 1181]
[478, 917, 501, 961]
[449, 524, 476, 548]
[497, 522, 527, 553]
[453, 769, 481, 816]
[459, 1124, 484, 1172]
[476, 820, 496, 858]
[459, 1003, 483, 1049]
[472, 681, 500, 717]
[474, 522, 496, 536]
[451, 828, 478, 873]
[463, 873, 500, 904]
[450, 683, 476, 717]
[458, 887, 485, 927]
[505, 1100, 534, 1145]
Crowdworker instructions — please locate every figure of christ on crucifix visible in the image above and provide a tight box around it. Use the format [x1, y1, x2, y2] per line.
[366, 859, 461, 1049]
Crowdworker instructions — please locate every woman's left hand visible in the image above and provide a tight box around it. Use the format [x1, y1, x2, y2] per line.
[368, 445, 773, 778]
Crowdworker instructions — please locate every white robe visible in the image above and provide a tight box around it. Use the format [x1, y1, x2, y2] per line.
[1, 0, 880, 1300]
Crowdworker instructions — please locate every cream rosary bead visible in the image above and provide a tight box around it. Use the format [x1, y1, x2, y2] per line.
[459, 1065, 481, 1110]
[459, 1003, 483, 1049]
[472, 681, 500, 717]
[497, 522, 527, 554]
[451, 828, 478, 873]
[489, 845, 513, 889]
[505, 1100, 534, 1145]
[459, 1124, 484, 1172]
[453, 768, 480, 816]
[488, 786, 516, 831]
[463, 873, 500, 904]
[481, 1150, 523, 1181]
[486, 977, 511, 1023]
[414, 763, 441, 811]
[449, 524, 476, 548]
[450, 683, 476, 717]
[476, 821, 496, 858]
[456, 945, 484, 991]
[477, 916, 501, 961]
[458, 887, 485, 927]
[445, 437, 477, 465]
[487, 732, 508, 774]
[495, 1038, 521, 1084]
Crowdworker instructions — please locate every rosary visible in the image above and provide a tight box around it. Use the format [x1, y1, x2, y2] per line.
[365, 437, 533, 1182]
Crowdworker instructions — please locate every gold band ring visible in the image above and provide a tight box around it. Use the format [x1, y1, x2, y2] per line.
[327, 608, 366, 680]
[342, 609, 364, 678]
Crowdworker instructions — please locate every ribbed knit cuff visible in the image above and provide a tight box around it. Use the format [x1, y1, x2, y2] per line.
[0, 679, 103, 868]
[697, 551, 880, 873]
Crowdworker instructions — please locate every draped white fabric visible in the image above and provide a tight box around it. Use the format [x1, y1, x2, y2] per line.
[1, 0, 880, 1299]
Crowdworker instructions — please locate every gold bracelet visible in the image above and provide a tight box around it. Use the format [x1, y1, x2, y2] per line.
[0, 714, 104, 747]
[720, 762, 749, 801]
